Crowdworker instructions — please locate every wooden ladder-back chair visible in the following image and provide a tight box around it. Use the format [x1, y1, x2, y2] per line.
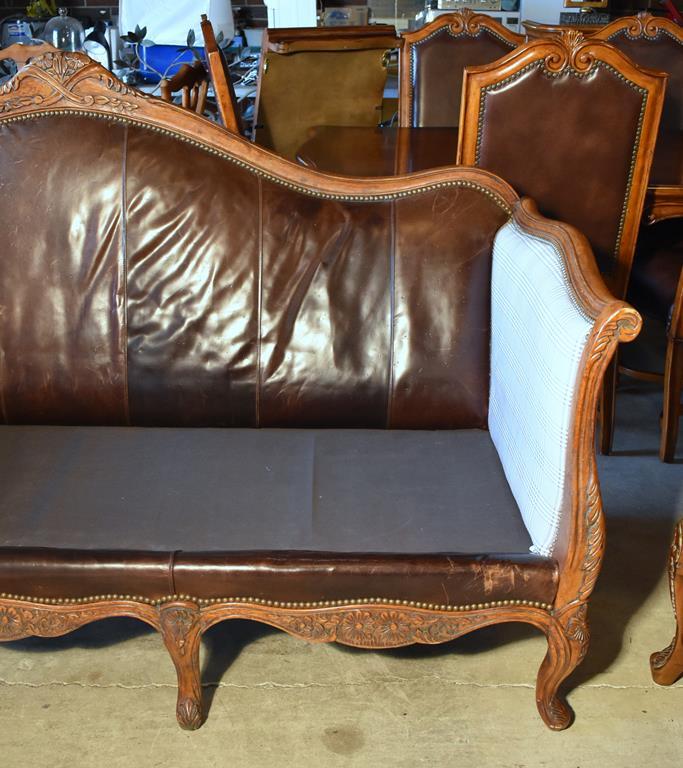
[399, 10, 523, 128]
[457, 32, 668, 459]
[159, 60, 210, 116]
[590, 12, 683, 459]
[200, 14, 243, 135]
[253, 24, 400, 160]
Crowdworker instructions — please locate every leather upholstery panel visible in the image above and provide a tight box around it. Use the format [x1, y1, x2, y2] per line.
[0, 118, 128, 425]
[173, 552, 558, 605]
[606, 33, 683, 186]
[0, 549, 173, 599]
[125, 127, 260, 426]
[390, 187, 508, 427]
[410, 30, 516, 127]
[0, 114, 511, 428]
[476, 64, 644, 278]
[0, 549, 558, 604]
[258, 182, 392, 427]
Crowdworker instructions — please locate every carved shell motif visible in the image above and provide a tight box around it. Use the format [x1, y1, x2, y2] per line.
[32, 52, 87, 82]
[544, 31, 596, 75]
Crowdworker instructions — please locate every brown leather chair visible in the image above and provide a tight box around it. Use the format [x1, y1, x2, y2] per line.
[159, 60, 210, 115]
[399, 10, 523, 128]
[591, 13, 683, 458]
[200, 13, 243, 135]
[253, 25, 400, 160]
[457, 32, 667, 456]
[592, 12, 683, 190]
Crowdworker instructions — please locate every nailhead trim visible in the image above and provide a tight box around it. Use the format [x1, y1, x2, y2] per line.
[474, 59, 648, 267]
[0, 592, 553, 612]
[0, 108, 513, 214]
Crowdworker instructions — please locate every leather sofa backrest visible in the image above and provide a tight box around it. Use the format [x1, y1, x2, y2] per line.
[399, 11, 523, 128]
[0, 54, 518, 429]
[592, 13, 683, 187]
[457, 32, 667, 299]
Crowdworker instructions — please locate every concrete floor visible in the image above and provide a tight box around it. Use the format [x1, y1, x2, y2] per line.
[0, 383, 681, 767]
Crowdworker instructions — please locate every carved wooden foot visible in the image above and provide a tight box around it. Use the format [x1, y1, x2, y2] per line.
[159, 601, 204, 730]
[536, 606, 589, 730]
[651, 522, 683, 685]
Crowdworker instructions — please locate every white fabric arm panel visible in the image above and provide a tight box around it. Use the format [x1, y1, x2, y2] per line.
[489, 220, 593, 557]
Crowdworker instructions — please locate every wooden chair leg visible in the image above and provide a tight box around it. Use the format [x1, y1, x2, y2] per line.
[599, 356, 618, 455]
[536, 605, 588, 731]
[159, 602, 204, 730]
[651, 522, 683, 685]
[660, 337, 683, 462]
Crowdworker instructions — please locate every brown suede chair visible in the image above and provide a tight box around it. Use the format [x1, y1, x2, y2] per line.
[0, 52, 640, 734]
[591, 13, 683, 458]
[253, 25, 400, 160]
[457, 32, 667, 456]
[399, 10, 523, 128]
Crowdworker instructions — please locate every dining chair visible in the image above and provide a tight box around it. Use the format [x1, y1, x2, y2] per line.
[587, 13, 683, 459]
[457, 31, 667, 457]
[159, 60, 210, 116]
[399, 10, 523, 128]
[200, 14, 243, 135]
[253, 24, 400, 160]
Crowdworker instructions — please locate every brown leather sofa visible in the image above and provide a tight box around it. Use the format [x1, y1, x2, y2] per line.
[0, 52, 640, 733]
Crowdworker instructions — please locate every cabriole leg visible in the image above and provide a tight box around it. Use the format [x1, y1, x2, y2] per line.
[599, 357, 618, 455]
[651, 522, 683, 685]
[536, 606, 589, 730]
[159, 601, 204, 730]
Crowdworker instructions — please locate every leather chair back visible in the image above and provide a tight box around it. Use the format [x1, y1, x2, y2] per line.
[592, 13, 683, 187]
[457, 32, 667, 298]
[0, 53, 518, 430]
[253, 26, 399, 160]
[399, 10, 523, 128]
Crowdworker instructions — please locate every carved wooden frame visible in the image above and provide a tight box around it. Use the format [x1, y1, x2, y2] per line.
[456, 30, 667, 301]
[0, 53, 641, 732]
[398, 10, 524, 128]
[651, 520, 683, 683]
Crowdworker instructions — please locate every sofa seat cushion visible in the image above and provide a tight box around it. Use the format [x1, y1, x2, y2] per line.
[0, 426, 557, 606]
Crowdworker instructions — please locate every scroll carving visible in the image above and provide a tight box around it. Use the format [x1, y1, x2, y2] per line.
[0, 604, 100, 640]
[245, 606, 497, 648]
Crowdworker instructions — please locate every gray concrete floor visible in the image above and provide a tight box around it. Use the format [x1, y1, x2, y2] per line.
[0, 383, 682, 767]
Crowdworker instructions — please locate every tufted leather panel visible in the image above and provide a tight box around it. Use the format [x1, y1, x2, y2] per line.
[475, 63, 646, 279]
[408, 29, 516, 127]
[605, 32, 683, 186]
[0, 115, 510, 429]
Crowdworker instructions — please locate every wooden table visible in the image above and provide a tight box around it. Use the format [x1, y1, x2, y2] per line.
[296, 126, 459, 176]
[297, 126, 683, 226]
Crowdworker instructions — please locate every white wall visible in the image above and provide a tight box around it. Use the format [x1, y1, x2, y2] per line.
[522, 0, 567, 24]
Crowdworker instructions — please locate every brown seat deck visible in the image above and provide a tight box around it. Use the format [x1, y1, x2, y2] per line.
[0, 427, 557, 606]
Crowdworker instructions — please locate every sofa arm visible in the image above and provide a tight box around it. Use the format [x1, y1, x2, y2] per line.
[489, 199, 641, 559]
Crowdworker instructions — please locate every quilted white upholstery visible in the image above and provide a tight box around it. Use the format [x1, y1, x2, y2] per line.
[489, 221, 593, 556]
